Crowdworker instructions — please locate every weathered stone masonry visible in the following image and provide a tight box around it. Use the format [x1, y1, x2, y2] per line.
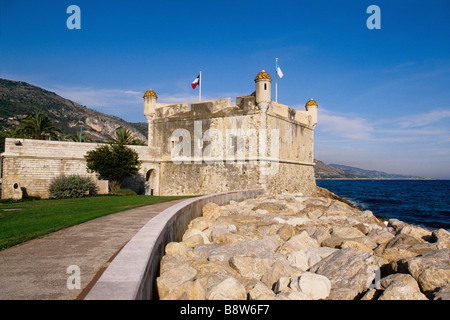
[1, 139, 159, 199]
[1, 70, 319, 198]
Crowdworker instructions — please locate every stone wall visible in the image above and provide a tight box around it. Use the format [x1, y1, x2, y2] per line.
[265, 162, 316, 195]
[158, 161, 261, 196]
[266, 112, 314, 163]
[150, 96, 317, 197]
[1, 138, 159, 199]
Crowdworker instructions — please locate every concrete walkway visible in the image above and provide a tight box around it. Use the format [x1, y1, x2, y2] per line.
[0, 199, 187, 300]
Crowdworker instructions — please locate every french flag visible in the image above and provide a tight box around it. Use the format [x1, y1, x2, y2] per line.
[191, 75, 200, 89]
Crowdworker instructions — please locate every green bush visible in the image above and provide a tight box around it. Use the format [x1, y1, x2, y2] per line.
[49, 175, 97, 199]
[85, 144, 141, 186]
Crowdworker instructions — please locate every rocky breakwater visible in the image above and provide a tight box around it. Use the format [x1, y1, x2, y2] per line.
[156, 188, 450, 300]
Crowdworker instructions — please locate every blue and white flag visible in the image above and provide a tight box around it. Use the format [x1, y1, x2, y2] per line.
[276, 60, 284, 78]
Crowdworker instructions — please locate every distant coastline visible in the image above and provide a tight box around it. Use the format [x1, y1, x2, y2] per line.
[316, 178, 435, 181]
[314, 160, 427, 180]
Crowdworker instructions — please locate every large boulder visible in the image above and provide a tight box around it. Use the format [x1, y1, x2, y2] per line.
[400, 249, 450, 292]
[287, 247, 337, 271]
[229, 255, 275, 279]
[309, 248, 384, 300]
[202, 202, 222, 220]
[367, 228, 395, 245]
[289, 272, 331, 300]
[194, 236, 283, 262]
[331, 226, 366, 239]
[398, 225, 432, 241]
[377, 273, 427, 300]
[254, 200, 287, 213]
[324, 200, 357, 217]
[157, 263, 198, 299]
[374, 234, 426, 263]
[431, 229, 450, 249]
[161, 280, 207, 300]
[277, 231, 319, 254]
[260, 259, 299, 288]
[248, 282, 276, 300]
[431, 285, 450, 300]
[206, 277, 247, 300]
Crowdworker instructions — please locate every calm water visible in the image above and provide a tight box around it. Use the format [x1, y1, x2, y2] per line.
[316, 179, 450, 231]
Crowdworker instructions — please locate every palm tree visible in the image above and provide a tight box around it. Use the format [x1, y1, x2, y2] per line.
[17, 110, 62, 140]
[65, 130, 93, 142]
[0, 126, 22, 152]
[109, 128, 145, 146]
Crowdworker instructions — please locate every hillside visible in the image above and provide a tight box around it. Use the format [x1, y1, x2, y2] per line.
[0, 79, 147, 144]
[314, 160, 423, 180]
[329, 164, 424, 179]
[314, 160, 366, 179]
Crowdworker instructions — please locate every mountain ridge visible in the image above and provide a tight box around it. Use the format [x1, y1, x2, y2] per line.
[328, 163, 424, 180]
[0, 78, 147, 145]
[314, 160, 424, 180]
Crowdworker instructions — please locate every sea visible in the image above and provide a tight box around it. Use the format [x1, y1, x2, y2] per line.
[316, 179, 450, 231]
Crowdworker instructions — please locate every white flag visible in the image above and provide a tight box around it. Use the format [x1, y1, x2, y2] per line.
[276, 60, 284, 78]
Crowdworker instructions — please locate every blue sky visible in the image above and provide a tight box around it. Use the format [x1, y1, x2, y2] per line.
[1, 0, 450, 178]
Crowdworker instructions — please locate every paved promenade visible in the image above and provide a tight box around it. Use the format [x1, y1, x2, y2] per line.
[0, 199, 187, 300]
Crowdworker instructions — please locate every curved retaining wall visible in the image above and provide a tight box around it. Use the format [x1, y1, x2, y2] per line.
[85, 188, 264, 300]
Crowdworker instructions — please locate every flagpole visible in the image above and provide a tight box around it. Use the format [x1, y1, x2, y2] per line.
[199, 71, 202, 101]
[275, 58, 278, 103]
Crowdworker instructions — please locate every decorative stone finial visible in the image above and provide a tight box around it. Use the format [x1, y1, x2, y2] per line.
[144, 89, 158, 99]
[254, 70, 272, 82]
[305, 98, 318, 107]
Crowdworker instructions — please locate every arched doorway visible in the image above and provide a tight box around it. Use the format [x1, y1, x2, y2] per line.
[145, 169, 157, 195]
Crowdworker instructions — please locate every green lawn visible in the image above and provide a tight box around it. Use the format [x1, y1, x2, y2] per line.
[0, 195, 191, 251]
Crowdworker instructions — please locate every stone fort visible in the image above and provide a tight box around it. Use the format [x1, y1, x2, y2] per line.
[1, 70, 318, 199]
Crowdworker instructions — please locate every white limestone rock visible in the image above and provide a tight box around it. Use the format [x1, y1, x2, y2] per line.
[206, 277, 247, 300]
[290, 272, 331, 300]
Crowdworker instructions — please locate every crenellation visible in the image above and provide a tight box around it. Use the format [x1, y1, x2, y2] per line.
[154, 103, 190, 119]
[236, 95, 258, 111]
[190, 98, 231, 116]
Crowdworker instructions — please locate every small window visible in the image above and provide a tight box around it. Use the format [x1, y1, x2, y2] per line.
[264, 83, 267, 90]
[170, 137, 178, 150]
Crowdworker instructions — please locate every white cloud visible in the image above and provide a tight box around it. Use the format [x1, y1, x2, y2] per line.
[399, 109, 450, 128]
[51, 85, 142, 108]
[316, 108, 374, 140]
[158, 93, 202, 104]
[50, 85, 145, 121]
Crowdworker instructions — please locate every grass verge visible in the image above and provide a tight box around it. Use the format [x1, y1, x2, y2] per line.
[0, 195, 191, 251]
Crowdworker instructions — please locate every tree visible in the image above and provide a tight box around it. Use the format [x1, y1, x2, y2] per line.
[0, 127, 21, 152]
[65, 130, 93, 142]
[16, 110, 62, 140]
[108, 128, 146, 146]
[85, 143, 142, 188]
[1, 110, 62, 150]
